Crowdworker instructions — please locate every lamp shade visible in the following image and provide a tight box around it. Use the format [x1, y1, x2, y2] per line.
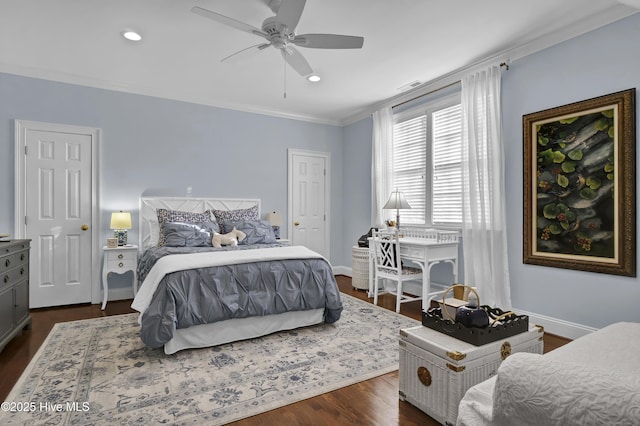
[266, 211, 283, 227]
[110, 211, 132, 230]
[383, 190, 412, 210]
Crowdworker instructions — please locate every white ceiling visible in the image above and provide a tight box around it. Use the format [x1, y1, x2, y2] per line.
[0, 0, 637, 125]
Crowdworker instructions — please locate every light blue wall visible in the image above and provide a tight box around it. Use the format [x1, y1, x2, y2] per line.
[0, 73, 344, 289]
[341, 13, 640, 329]
[342, 116, 373, 254]
[502, 13, 640, 328]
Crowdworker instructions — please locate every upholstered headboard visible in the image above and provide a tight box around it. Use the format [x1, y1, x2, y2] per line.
[139, 196, 261, 251]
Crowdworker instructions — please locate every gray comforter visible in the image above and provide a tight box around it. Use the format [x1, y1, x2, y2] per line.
[137, 245, 343, 348]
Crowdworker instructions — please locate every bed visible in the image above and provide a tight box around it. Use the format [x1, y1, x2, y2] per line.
[131, 196, 343, 354]
[456, 322, 640, 426]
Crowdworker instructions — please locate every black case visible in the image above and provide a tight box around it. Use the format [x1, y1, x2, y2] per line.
[357, 227, 377, 248]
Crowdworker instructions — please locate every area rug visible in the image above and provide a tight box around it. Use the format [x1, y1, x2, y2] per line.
[1, 293, 419, 425]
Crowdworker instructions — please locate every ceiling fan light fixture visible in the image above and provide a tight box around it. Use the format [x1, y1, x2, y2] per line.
[122, 31, 142, 42]
[191, 4, 364, 80]
[307, 74, 321, 82]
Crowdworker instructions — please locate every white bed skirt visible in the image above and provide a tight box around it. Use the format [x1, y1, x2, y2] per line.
[164, 308, 325, 354]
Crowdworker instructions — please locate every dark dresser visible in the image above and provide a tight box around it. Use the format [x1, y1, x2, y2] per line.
[0, 239, 31, 353]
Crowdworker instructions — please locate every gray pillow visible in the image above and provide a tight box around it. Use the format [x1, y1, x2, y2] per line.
[156, 209, 215, 246]
[212, 205, 259, 233]
[161, 221, 219, 247]
[225, 220, 276, 245]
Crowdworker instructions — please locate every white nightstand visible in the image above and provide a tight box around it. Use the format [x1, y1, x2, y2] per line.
[102, 245, 138, 310]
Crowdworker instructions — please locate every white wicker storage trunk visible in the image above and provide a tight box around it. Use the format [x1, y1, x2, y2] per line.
[351, 246, 369, 290]
[399, 324, 543, 425]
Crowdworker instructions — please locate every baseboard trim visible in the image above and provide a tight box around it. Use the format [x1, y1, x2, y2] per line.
[333, 265, 351, 276]
[514, 308, 597, 340]
[102, 287, 135, 304]
[334, 269, 596, 340]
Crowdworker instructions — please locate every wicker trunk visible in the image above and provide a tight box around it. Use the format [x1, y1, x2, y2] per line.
[399, 324, 543, 425]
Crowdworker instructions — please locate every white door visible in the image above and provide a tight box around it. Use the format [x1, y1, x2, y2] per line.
[15, 121, 98, 308]
[288, 149, 330, 258]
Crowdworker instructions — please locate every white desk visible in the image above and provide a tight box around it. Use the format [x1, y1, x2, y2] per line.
[368, 235, 458, 311]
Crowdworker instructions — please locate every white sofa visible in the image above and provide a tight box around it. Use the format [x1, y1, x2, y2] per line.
[457, 322, 640, 426]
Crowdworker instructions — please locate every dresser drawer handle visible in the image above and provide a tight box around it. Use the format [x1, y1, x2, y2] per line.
[20, 267, 25, 275]
[3, 275, 8, 284]
[5, 259, 9, 268]
[118, 254, 124, 259]
[119, 262, 124, 267]
[20, 253, 25, 261]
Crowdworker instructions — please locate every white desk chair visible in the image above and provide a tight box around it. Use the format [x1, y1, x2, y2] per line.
[372, 229, 423, 313]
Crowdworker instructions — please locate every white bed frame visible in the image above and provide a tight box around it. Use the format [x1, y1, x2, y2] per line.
[137, 196, 324, 354]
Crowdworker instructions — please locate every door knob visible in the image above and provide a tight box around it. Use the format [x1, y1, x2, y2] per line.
[294, 221, 300, 226]
[81, 224, 89, 231]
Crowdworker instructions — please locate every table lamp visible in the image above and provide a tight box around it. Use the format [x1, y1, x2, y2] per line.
[267, 211, 283, 239]
[383, 188, 411, 230]
[110, 211, 132, 246]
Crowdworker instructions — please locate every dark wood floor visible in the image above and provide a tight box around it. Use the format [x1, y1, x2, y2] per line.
[0, 276, 571, 425]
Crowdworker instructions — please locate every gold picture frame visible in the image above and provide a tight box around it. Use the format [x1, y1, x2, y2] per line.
[523, 89, 636, 276]
[107, 238, 118, 248]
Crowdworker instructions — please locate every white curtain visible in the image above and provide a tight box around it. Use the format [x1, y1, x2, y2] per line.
[461, 65, 511, 309]
[371, 107, 394, 227]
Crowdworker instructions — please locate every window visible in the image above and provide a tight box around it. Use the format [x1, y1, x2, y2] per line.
[392, 95, 462, 227]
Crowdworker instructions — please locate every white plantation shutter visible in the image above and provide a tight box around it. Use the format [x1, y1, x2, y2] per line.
[392, 96, 462, 227]
[432, 104, 462, 225]
[392, 115, 426, 225]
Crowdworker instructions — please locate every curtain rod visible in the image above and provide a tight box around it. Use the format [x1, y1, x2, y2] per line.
[392, 62, 509, 109]
[392, 80, 460, 109]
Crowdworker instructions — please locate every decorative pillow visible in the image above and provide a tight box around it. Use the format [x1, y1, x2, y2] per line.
[212, 205, 259, 233]
[161, 221, 218, 247]
[225, 220, 276, 245]
[156, 209, 216, 246]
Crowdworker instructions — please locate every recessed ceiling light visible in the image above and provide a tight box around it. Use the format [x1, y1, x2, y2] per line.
[307, 75, 321, 82]
[122, 31, 142, 42]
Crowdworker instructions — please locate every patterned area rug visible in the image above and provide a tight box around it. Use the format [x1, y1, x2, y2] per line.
[1, 294, 419, 425]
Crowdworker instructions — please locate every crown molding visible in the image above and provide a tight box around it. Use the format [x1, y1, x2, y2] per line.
[339, 7, 639, 127]
[1, 5, 637, 129]
[618, 0, 640, 8]
[0, 62, 343, 127]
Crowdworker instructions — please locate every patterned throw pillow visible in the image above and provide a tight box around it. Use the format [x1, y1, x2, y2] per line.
[225, 220, 276, 245]
[156, 209, 215, 246]
[211, 205, 259, 233]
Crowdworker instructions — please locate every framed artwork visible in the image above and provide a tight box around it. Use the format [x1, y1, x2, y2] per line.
[107, 238, 118, 248]
[523, 89, 636, 276]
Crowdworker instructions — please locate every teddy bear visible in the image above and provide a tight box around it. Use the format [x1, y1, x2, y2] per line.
[211, 227, 247, 248]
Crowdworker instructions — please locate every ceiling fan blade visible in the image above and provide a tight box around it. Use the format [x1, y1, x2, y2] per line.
[293, 34, 364, 49]
[191, 6, 268, 39]
[276, 0, 306, 32]
[280, 46, 313, 76]
[221, 43, 271, 64]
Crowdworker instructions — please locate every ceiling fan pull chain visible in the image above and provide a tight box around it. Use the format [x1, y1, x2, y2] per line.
[283, 54, 287, 99]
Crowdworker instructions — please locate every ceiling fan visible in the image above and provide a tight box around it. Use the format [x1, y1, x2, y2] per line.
[191, 0, 364, 78]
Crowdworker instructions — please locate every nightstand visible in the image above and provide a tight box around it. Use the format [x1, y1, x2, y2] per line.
[102, 245, 138, 310]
